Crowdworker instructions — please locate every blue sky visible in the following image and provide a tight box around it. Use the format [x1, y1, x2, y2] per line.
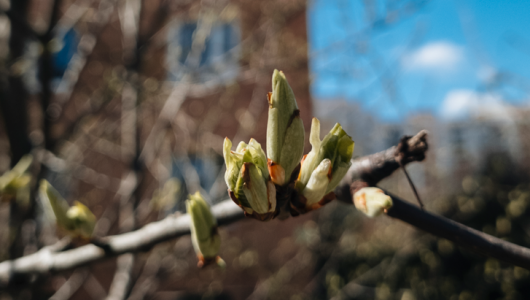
[308, 0, 530, 122]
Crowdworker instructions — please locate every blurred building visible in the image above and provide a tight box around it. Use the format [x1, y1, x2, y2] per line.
[44, 0, 313, 203]
[313, 97, 530, 201]
[25, 0, 316, 299]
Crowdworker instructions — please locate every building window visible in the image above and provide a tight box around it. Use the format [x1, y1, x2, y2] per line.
[170, 154, 224, 212]
[167, 20, 240, 83]
[21, 27, 79, 94]
[52, 28, 79, 78]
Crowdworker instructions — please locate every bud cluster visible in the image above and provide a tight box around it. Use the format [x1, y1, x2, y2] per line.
[223, 70, 355, 220]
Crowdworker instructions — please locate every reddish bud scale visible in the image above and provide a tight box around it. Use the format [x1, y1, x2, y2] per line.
[228, 189, 278, 221]
[197, 255, 224, 268]
[297, 154, 308, 181]
[267, 159, 285, 186]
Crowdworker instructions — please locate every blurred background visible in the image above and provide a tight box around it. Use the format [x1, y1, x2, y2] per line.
[0, 0, 530, 299]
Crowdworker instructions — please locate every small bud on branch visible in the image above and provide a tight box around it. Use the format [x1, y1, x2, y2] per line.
[39, 180, 96, 240]
[292, 118, 354, 213]
[0, 155, 33, 205]
[353, 187, 393, 217]
[186, 192, 224, 268]
[224, 138, 277, 221]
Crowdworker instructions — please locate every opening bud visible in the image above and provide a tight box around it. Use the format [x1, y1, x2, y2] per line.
[65, 201, 97, 239]
[294, 118, 354, 212]
[302, 159, 331, 205]
[39, 180, 96, 239]
[224, 137, 277, 221]
[353, 187, 393, 217]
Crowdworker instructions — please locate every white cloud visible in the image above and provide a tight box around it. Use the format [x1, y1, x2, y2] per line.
[440, 89, 512, 121]
[403, 41, 463, 72]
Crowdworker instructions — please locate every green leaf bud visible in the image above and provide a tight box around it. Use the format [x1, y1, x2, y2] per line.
[39, 180, 96, 239]
[224, 138, 277, 221]
[0, 155, 33, 204]
[295, 118, 354, 209]
[266, 70, 305, 185]
[186, 192, 222, 267]
[66, 201, 96, 239]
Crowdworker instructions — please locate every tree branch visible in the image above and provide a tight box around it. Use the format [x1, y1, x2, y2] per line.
[4, 129, 530, 289]
[335, 130, 428, 203]
[0, 130, 437, 288]
[0, 200, 244, 288]
[385, 193, 530, 269]
[335, 130, 530, 270]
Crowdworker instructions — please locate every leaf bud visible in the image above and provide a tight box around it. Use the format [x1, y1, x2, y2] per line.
[266, 70, 305, 185]
[294, 118, 354, 212]
[66, 201, 97, 239]
[0, 155, 33, 205]
[39, 180, 96, 239]
[353, 187, 393, 217]
[223, 138, 277, 221]
[186, 192, 223, 268]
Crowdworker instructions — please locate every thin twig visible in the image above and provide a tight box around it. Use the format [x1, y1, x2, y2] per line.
[394, 132, 428, 209]
[399, 164, 424, 210]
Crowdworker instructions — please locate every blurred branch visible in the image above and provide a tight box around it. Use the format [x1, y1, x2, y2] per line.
[53, 0, 94, 34]
[83, 274, 108, 299]
[36, 149, 123, 192]
[3, 0, 35, 263]
[105, 170, 138, 300]
[39, 0, 63, 151]
[106, 253, 135, 300]
[331, 240, 420, 300]
[49, 268, 90, 300]
[126, 249, 163, 300]
[104, 0, 144, 298]
[52, 0, 118, 119]
[247, 249, 312, 300]
[1, 0, 33, 165]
